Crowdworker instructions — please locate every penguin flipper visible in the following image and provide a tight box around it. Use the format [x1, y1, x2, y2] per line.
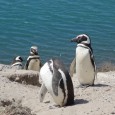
[89, 50, 97, 83]
[69, 57, 76, 77]
[39, 83, 47, 102]
[89, 50, 96, 72]
[24, 60, 29, 70]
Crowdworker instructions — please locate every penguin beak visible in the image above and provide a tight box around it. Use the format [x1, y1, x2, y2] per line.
[71, 37, 78, 42]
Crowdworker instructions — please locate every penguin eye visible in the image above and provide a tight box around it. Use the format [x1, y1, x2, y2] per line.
[77, 37, 82, 43]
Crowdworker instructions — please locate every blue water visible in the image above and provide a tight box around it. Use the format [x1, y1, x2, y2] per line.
[0, 0, 115, 67]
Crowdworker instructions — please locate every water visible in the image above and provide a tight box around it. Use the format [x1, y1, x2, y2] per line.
[0, 0, 115, 67]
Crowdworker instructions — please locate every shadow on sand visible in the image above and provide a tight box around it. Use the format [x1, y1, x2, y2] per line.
[93, 83, 109, 87]
[51, 99, 89, 109]
[74, 99, 89, 105]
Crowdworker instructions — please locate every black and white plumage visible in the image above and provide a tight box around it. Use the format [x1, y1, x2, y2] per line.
[39, 58, 74, 106]
[25, 46, 42, 71]
[71, 34, 96, 86]
[11, 56, 23, 70]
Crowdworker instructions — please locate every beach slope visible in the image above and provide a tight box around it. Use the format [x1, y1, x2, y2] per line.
[0, 71, 115, 115]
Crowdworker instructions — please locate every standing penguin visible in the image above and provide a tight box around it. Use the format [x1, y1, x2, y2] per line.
[39, 58, 74, 107]
[71, 34, 96, 86]
[25, 46, 42, 71]
[11, 56, 23, 70]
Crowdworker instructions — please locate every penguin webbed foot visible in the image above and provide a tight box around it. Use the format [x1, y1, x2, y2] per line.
[54, 105, 61, 108]
[49, 105, 61, 109]
[78, 83, 94, 88]
[79, 84, 93, 88]
[44, 101, 50, 103]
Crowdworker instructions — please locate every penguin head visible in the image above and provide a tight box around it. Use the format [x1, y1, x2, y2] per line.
[47, 58, 66, 73]
[12, 56, 23, 64]
[30, 46, 38, 55]
[71, 34, 90, 44]
[15, 56, 23, 62]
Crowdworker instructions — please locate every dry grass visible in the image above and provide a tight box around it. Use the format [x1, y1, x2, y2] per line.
[97, 62, 115, 72]
[0, 99, 36, 115]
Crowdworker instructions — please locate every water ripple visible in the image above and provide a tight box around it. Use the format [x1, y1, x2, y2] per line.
[0, 0, 115, 66]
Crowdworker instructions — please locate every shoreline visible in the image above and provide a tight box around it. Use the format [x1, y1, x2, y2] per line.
[1, 60, 115, 72]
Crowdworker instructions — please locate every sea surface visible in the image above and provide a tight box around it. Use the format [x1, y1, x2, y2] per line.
[0, 0, 115, 68]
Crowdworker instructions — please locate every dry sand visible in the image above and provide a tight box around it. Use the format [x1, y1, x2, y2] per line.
[0, 71, 115, 115]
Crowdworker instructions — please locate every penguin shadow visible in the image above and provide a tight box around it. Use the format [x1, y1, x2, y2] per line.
[76, 83, 109, 89]
[51, 99, 89, 109]
[74, 99, 89, 105]
[93, 83, 109, 87]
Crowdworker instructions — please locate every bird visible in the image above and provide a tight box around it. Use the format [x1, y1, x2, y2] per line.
[11, 56, 23, 70]
[39, 58, 74, 107]
[71, 34, 96, 86]
[25, 46, 42, 71]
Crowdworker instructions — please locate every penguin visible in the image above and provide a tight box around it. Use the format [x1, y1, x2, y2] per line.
[25, 46, 42, 71]
[71, 34, 96, 86]
[11, 56, 23, 70]
[39, 58, 74, 107]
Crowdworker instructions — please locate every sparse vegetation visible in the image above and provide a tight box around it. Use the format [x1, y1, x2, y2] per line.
[0, 99, 36, 115]
[97, 62, 115, 72]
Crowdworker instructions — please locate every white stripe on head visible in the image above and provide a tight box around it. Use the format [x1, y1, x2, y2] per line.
[49, 59, 53, 69]
[30, 46, 38, 54]
[31, 46, 38, 51]
[15, 56, 22, 61]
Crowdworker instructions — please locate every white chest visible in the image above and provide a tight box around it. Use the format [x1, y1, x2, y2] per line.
[40, 63, 53, 93]
[76, 46, 90, 63]
[75, 46, 95, 85]
[28, 59, 40, 71]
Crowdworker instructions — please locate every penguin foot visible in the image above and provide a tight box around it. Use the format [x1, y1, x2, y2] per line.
[44, 101, 50, 103]
[48, 105, 61, 109]
[79, 84, 90, 88]
[54, 105, 61, 108]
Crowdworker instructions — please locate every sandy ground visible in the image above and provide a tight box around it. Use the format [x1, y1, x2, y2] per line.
[0, 71, 115, 115]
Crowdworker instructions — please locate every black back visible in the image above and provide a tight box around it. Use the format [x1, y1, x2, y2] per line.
[49, 58, 74, 105]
